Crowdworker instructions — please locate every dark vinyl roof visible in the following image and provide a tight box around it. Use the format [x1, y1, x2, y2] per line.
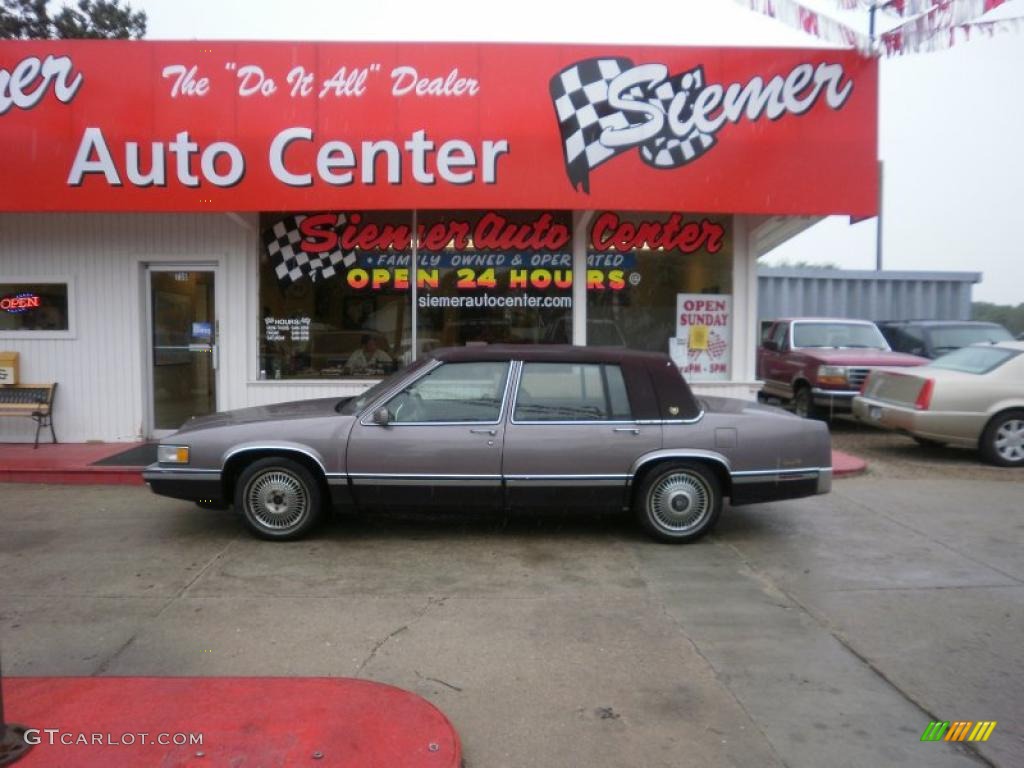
[430, 344, 673, 365]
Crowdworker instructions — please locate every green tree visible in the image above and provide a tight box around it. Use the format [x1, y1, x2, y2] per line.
[972, 302, 1024, 337]
[1, 0, 146, 39]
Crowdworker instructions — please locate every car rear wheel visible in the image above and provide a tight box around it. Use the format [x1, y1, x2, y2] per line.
[980, 410, 1024, 467]
[235, 457, 323, 540]
[635, 462, 722, 544]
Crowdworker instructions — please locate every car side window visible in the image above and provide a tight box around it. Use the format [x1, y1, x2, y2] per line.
[384, 362, 509, 423]
[772, 322, 789, 351]
[514, 363, 632, 422]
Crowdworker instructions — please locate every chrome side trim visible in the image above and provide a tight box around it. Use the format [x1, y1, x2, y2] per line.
[637, 412, 705, 425]
[811, 388, 860, 398]
[730, 469, 823, 485]
[817, 468, 833, 494]
[349, 472, 501, 479]
[348, 472, 501, 487]
[143, 467, 222, 480]
[628, 450, 733, 485]
[221, 444, 328, 474]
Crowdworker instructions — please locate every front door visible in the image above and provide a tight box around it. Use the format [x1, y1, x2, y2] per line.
[147, 268, 218, 437]
[346, 360, 511, 510]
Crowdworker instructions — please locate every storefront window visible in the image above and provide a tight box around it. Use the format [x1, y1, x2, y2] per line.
[586, 211, 733, 381]
[414, 210, 573, 348]
[258, 210, 573, 380]
[259, 211, 413, 379]
[0, 282, 71, 332]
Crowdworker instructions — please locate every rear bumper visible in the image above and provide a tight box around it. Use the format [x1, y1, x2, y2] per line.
[852, 397, 979, 447]
[730, 466, 831, 505]
[142, 464, 225, 505]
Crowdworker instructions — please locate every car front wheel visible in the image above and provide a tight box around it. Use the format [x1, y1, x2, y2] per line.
[635, 462, 722, 544]
[980, 410, 1024, 467]
[235, 457, 323, 540]
[793, 385, 818, 420]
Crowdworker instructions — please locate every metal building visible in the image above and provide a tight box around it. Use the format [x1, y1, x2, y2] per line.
[758, 267, 981, 325]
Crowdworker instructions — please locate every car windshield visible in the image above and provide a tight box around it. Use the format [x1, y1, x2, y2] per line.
[930, 346, 1020, 374]
[928, 325, 1012, 355]
[792, 322, 888, 350]
[338, 357, 431, 414]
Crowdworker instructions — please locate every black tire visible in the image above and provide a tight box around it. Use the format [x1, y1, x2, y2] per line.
[792, 385, 818, 420]
[979, 410, 1024, 467]
[234, 457, 323, 540]
[911, 435, 946, 448]
[634, 462, 722, 544]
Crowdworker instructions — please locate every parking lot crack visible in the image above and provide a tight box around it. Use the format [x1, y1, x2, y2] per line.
[92, 536, 239, 675]
[355, 596, 446, 675]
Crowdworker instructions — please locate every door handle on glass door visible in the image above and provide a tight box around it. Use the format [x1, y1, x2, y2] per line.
[613, 427, 640, 435]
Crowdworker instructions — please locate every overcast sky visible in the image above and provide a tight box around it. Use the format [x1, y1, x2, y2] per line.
[130, 0, 1024, 305]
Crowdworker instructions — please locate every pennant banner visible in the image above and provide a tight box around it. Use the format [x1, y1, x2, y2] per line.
[738, 0, 1022, 55]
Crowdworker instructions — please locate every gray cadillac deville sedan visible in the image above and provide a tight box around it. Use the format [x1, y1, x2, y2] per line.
[143, 345, 832, 544]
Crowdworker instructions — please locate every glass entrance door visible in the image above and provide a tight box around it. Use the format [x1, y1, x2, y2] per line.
[148, 268, 217, 435]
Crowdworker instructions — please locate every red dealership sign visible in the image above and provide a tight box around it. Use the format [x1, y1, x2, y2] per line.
[0, 41, 877, 215]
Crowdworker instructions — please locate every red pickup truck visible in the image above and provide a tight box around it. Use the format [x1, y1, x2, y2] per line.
[758, 318, 928, 418]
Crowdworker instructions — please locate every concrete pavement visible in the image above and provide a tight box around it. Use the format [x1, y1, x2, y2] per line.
[0, 476, 1020, 767]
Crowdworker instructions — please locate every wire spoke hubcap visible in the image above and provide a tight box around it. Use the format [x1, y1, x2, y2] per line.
[649, 472, 711, 534]
[246, 470, 309, 530]
[995, 419, 1024, 461]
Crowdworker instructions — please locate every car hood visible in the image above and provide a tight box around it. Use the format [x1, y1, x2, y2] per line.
[175, 397, 351, 433]
[797, 349, 928, 366]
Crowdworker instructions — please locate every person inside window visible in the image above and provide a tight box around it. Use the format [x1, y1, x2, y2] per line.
[345, 334, 393, 376]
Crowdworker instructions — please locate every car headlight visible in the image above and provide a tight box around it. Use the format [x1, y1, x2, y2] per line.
[817, 365, 849, 387]
[158, 445, 190, 464]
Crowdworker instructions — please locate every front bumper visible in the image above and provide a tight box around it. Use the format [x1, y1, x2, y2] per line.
[142, 463, 224, 505]
[811, 387, 860, 411]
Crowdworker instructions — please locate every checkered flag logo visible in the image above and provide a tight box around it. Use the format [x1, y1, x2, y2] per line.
[550, 58, 718, 192]
[263, 214, 357, 286]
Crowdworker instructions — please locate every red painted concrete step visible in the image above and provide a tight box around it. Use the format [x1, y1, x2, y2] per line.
[4, 676, 460, 768]
[0, 443, 145, 485]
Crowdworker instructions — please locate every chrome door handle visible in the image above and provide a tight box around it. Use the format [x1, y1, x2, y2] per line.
[470, 428, 497, 436]
[613, 427, 640, 435]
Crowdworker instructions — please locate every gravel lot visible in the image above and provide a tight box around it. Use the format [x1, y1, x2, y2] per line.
[829, 415, 1024, 483]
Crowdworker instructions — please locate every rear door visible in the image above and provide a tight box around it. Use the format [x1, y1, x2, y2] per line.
[347, 360, 512, 510]
[502, 361, 661, 511]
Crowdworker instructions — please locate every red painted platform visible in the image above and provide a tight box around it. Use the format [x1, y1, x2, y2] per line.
[832, 449, 868, 477]
[3, 676, 460, 768]
[0, 443, 145, 485]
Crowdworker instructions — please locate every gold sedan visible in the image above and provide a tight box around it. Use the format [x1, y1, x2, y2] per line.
[853, 342, 1024, 466]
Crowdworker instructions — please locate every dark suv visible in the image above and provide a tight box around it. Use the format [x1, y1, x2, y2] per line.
[878, 320, 1012, 359]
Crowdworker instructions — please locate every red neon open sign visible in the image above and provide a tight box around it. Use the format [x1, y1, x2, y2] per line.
[0, 293, 41, 313]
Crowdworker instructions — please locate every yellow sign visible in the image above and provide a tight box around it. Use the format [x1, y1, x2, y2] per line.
[688, 325, 709, 351]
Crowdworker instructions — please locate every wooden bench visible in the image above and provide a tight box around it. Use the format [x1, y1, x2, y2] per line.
[0, 383, 58, 448]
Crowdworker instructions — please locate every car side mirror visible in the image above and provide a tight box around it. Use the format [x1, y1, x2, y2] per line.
[371, 406, 391, 426]
[762, 340, 778, 352]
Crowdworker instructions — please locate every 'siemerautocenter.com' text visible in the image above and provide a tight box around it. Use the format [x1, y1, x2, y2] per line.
[23, 729, 204, 747]
[417, 294, 572, 309]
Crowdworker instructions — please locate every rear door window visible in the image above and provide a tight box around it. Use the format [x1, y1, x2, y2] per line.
[514, 363, 633, 422]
